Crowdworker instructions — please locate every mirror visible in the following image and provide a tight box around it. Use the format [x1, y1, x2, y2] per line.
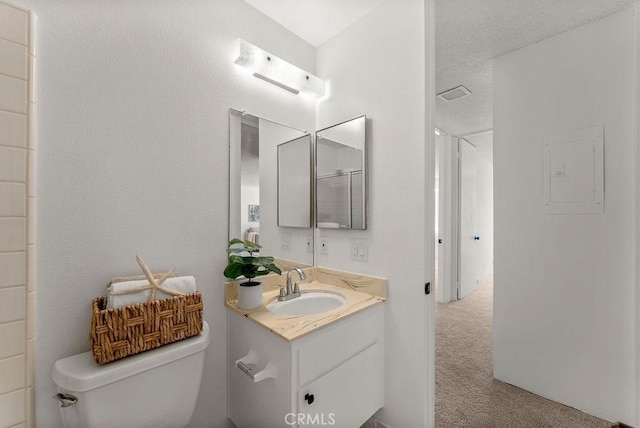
[229, 109, 313, 266]
[315, 116, 367, 229]
[278, 136, 312, 228]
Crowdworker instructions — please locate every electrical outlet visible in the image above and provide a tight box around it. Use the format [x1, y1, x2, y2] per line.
[306, 235, 313, 253]
[321, 238, 328, 255]
[351, 238, 368, 262]
[281, 233, 291, 251]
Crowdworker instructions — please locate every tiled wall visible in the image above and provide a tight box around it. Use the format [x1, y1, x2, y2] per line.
[0, 2, 36, 427]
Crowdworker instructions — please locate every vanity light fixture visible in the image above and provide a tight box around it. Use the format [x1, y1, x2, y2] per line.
[234, 39, 326, 98]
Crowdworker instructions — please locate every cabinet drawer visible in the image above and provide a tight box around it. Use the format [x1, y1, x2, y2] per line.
[296, 304, 382, 386]
[297, 343, 382, 428]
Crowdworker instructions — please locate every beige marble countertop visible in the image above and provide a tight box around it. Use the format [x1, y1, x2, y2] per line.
[225, 266, 387, 341]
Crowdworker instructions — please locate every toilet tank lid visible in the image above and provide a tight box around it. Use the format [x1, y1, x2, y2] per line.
[52, 322, 209, 392]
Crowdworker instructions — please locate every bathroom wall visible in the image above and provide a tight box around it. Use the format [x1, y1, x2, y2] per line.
[493, 8, 636, 424]
[0, 2, 36, 427]
[316, 0, 434, 425]
[9, 1, 317, 427]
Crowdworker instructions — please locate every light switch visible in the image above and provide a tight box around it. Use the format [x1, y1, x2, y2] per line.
[553, 162, 565, 177]
[281, 233, 291, 251]
[351, 238, 368, 262]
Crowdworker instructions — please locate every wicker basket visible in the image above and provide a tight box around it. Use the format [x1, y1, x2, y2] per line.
[89, 290, 203, 365]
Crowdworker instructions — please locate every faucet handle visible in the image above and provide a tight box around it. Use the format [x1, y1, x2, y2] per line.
[293, 280, 302, 294]
[277, 284, 287, 298]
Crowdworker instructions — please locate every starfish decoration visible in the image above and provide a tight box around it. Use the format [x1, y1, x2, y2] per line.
[108, 255, 184, 302]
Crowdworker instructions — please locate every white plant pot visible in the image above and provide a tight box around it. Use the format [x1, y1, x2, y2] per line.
[237, 281, 263, 309]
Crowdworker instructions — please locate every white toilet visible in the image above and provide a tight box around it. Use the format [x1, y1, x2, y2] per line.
[52, 322, 209, 428]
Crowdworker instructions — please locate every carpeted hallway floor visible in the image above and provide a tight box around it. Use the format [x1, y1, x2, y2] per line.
[435, 276, 614, 428]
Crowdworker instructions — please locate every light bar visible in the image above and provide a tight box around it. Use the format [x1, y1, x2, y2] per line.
[234, 39, 326, 98]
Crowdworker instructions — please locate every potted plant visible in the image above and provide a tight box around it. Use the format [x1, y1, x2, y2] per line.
[224, 238, 281, 309]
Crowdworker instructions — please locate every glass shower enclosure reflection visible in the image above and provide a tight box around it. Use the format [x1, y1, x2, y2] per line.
[315, 116, 367, 230]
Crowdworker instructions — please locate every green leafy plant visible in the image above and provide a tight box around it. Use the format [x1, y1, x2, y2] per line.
[224, 238, 281, 283]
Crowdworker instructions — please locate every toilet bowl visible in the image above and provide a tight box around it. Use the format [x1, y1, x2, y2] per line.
[52, 322, 209, 428]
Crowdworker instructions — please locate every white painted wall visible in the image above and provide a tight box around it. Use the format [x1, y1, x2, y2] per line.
[12, 1, 317, 427]
[493, 9, 636, 424]
[316, 0, 433, 425]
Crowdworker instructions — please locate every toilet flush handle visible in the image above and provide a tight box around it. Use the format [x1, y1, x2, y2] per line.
[53, 393, 77, 408]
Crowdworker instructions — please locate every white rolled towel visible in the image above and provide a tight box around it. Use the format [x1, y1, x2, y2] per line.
[107, 276, 197, 309]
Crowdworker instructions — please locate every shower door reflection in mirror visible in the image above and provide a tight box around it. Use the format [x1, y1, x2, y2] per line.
[229, 109, 313, 266]
[315, 115, 367, 230]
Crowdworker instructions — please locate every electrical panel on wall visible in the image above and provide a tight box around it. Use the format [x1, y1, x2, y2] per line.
[543, 125, 604, 215]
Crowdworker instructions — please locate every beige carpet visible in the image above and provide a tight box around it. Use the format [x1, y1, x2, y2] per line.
[435, 276, 614, 428]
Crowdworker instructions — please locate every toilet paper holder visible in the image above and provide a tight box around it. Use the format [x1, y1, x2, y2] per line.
[235, 349, 277, 383]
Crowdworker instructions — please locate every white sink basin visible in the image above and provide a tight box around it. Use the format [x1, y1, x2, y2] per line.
[267, 292, 346, 316]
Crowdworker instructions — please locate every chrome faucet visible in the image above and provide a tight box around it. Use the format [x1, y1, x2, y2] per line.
[278, 267, 306, 301]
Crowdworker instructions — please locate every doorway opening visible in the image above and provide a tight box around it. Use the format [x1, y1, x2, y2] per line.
[433, 1, 636, 426]
[435, 130, 493, 303]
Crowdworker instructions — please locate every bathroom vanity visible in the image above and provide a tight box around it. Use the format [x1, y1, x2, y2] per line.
[226, 267, 386, 428]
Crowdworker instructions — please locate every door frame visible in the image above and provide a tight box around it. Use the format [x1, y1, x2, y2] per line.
[457, 137, 479, 299]
[436, 131, 458, 303]
[456, 130, 493, 300]
[436, 130, 494, 303]
[634, 2, 640, 425]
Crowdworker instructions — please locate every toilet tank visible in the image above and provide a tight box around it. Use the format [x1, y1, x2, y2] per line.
[52, 322, 209, 428]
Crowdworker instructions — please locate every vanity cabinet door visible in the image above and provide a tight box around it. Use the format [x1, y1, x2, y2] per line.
[296, 303, 383, 386]
[296, 343, 382, 428]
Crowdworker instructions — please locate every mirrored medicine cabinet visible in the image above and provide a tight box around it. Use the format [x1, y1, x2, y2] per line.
[315, 115, 367, 230]
[229, 109, 313, 266]
[229, 109, 367, 266]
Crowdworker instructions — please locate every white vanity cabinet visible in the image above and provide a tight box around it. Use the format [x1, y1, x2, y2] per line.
[228, 303, 384, 428]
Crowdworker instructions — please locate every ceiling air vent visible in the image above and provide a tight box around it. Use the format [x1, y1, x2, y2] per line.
[437, 85, 471, 102]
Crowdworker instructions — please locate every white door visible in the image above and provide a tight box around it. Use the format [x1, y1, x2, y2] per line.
[459, 138, 481, 299]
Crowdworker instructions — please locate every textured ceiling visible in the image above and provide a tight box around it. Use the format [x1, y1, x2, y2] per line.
[243, 0, 635, 138]
[436, 0, 635, 136]
[242, 0, 386, 47]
